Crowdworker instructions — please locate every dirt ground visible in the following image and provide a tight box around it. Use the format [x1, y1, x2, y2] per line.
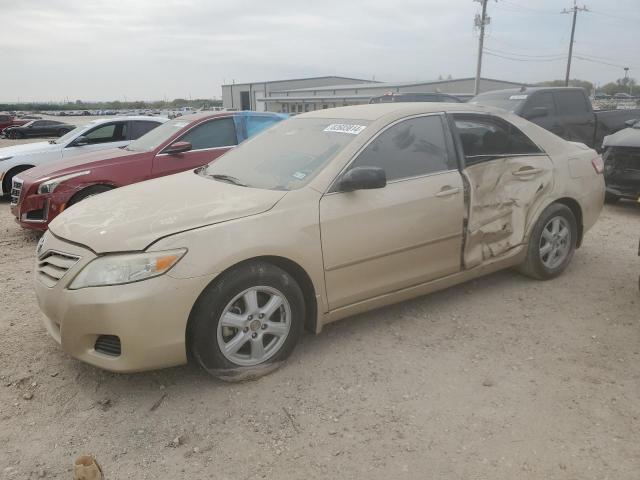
[1, 131, 639, 479]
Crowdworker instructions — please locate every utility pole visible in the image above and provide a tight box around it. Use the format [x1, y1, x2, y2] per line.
[474, 0, 490, 95]
[562, 1, 588, 87]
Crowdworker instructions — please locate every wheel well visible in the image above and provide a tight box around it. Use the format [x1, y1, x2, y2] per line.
[2, 165, 34, 194]
[554, 197, 584, 247]
[186, 256, 318, 349]
[67, 184, 115, 206]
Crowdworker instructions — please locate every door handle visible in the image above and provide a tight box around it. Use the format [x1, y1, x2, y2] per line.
[512, 167, 542, 177]
[435, 187, 460, 198]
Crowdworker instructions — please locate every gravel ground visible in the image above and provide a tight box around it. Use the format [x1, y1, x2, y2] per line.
[0, 134, 639, 479]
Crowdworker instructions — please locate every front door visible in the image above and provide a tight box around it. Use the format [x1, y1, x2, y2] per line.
[452, 114, 555, 268]
[62, 122, 129, 159]
[152, 117, 239, 177]
[320, 114, 464, 310]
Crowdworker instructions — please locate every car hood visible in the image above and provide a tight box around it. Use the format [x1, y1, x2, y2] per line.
[20, 147, 140, 182]
[0, 141, 58, 158]
[603, 127, 640, 149]
[49, 170, 288, 253]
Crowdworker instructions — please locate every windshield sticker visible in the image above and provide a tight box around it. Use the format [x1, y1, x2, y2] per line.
[324, 124, 366, 135]
[509, 95, 528, 100]
[292, 171, 307, 180]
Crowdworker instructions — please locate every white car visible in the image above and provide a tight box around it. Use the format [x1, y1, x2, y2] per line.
[0, 116, 167, 196]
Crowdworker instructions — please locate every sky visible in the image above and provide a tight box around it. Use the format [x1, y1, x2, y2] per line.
[2, 0, 639, 102]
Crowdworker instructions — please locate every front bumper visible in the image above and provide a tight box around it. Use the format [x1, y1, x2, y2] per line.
[35, 233, 216, 372]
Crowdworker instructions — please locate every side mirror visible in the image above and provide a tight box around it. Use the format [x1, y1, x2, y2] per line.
[73, 136, 89, 146]
[163, 141, 192, 155]
[338, 166, 386, 192]
[524, 106, 549, 120]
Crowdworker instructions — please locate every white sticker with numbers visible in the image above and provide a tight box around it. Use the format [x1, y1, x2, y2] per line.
[323, 124, 366, 135]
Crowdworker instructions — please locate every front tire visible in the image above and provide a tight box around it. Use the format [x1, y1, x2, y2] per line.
[519, 203, 577, 280]
[189, 262, 305, 380]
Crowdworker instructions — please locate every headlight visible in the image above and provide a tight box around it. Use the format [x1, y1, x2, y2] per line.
[69, 248, 187, 289]
[37, 170, 90, 194]
[0, 156, 12, 162]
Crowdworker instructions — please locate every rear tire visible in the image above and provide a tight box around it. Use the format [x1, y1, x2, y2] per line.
[9, 131, 23, 139]
[519, 203, 577, 280]
[188, 262, 305, 381]
[67, 185, 114, 206]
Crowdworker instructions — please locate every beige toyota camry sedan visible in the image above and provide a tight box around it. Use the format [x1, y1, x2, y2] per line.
[34, 103, 605, 377]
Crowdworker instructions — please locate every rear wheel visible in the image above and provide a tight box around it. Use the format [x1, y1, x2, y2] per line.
[519, 203, 577, 280]
[67, 185, 114, 206]
[9, 131, 23, 139]
[189, 262, 305, 380]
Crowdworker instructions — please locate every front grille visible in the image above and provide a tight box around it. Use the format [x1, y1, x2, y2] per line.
[10, 178, 23, 205]
[94, 335, 121, 357]
[37, 251, 80, 287]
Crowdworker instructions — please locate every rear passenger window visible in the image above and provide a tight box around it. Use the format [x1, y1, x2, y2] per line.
[523, 92, 556, 116]
[350, 115, 453, 181]
[179, 118, 237, 150]
[555, 90, 589, 115]
[129, 121, 160, 139]
[246, 116, 279, 137]
[454, 115, 541, 164]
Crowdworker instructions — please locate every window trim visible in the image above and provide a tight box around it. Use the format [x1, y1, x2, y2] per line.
[449, 113, 547, 168]
[326, 112, 457, 194]
[157, 116, 239, 156]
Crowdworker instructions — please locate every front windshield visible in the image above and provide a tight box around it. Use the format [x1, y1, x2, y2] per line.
[469, 92, 527, 112]
[125, 118, 191, 152]
[53, 125, 87, 144]
[201, 117, 370, 191]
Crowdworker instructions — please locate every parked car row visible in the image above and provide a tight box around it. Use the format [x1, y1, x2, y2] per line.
[4, 112, 286, 230]
[0, 102, 607, 379]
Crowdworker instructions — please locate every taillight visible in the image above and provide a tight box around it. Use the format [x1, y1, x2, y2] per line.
[591, 156, 604, 174]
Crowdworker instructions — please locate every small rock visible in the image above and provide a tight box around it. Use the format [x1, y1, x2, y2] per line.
[192, 447, 200, 454]
[482, 380, 494, 387]
[31, 382, 37, 387]
[50, 372, 59, 378]
[23, 392, 34, 400]
[169, 435, 184, 448]
[136, 429, 144, 435]
[559, 463, 567, 470]
[38, 469, 47, 478]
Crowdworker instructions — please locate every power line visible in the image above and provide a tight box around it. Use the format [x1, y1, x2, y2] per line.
[485, 51, 565, 62]
[484, 47, 565, 59]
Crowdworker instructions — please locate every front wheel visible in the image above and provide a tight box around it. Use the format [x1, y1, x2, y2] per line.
[519, 203, 577, 280]
[189, 262, 305, 380]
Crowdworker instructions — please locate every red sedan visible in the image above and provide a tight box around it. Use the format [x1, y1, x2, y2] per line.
[11, 111, 286, 231]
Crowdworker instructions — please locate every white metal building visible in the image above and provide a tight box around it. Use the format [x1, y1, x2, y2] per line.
[221, 76, 527, 113]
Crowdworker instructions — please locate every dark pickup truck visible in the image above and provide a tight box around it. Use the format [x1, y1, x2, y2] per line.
[470, 87, 640, 151]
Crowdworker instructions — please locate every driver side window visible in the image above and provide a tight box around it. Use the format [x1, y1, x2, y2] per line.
[349, 115, 453, 181]
[83, 123, 127, 144]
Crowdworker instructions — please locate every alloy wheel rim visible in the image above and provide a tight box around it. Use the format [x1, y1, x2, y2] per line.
[539, 216, 571, 269]
[216, 286, 291, 366]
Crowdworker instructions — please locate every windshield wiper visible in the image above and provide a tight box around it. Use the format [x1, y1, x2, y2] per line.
[209, 174, 248, 187]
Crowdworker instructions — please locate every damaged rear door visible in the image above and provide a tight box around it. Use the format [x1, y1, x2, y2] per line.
[451, 114, 554, 268]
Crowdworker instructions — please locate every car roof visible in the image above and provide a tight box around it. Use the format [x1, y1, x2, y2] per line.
[297, 102, 502, 121]
[87, 116, 168, 124]
[475, 86, 586, 96]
